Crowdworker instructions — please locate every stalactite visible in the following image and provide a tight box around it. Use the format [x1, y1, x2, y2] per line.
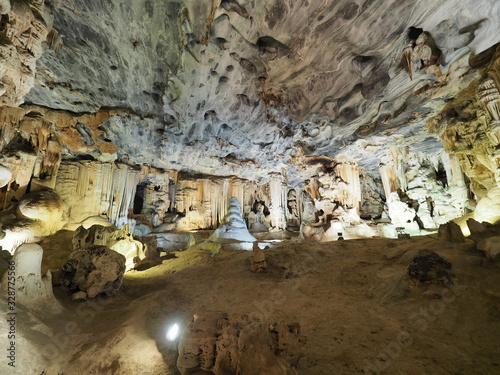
[334, 162, 362, 212]
[478, 76, 500, 121]
[389, 146, 408, 192]
[139, 174, 171, 227]
[379, 160, 398, 200]
[55, 161, 142, 225]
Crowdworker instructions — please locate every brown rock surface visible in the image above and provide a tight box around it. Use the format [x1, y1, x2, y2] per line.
[177, 312, 306, 375]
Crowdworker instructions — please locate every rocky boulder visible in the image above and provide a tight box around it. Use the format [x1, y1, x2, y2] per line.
[438, 221, 465, 243]
[408, 249, 453, 285]
[61, 245, 126, 299]
[477, 236, 500, 260]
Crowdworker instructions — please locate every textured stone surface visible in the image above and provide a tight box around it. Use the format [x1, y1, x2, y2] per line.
[1, 243, 62, 311]
[438, 221, 466, 243]
[14, 0, 499, 185]
[208, 197, 257, 245]
[177, 312, 306, 375]
[61, 245, 126, 298]
[477, 236, 500, 260]
[408, 249, 452, 284]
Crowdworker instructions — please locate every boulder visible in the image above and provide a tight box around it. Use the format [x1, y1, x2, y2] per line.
[17, 190, 66, 234]
[438, 221, 465, 243]
[408, 249, 452, 285]
[73, 224, 145, 271]
[477, 236, 500, 260]
[250, 242, 267, 273]
[61, 245, 126, 299]
[466, 218, 487, 234]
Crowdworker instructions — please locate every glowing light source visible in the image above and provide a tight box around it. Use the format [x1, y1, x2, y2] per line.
[166, 323, 180, 341]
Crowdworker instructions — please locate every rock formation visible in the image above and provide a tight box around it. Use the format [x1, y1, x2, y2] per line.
[1, 243, 62, 312]
[438, 221, 466, 243]
[177, 312, 306, 375]
[61, 245, 126, 300]
[206, 197, 257, 250]
[408, 249, 453, 285]
[73, 224, 145, 271]
[0, 189, 67, 252]
[0, 1, 500, 373]
[250, 242, 267, 273]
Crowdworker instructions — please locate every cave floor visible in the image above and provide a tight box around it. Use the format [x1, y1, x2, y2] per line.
[3, 234, 500, 375]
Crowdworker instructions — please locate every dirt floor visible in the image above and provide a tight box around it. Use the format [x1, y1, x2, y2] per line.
[1, 233, 500, 375]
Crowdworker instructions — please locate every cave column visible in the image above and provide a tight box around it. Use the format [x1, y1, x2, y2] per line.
[334, 162, 362, 213]
[268, 172, 287, 231]
[379, 155, 399, 201]
[229, 178, 244, 214]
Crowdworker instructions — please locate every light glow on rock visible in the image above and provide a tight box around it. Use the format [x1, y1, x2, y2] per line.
[166, 323, 180, 341]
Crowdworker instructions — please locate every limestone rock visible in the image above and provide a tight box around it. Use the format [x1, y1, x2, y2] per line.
[477, 236, 500, 260]
[177, 312, 306, 375]
[0, 0, 11, 14]
[107, 224, 146, 270]
[0, 0, 49, 107]
[73, 224, 145, 271]
[72, 225, 115, 249]
[438, 221, 465, 243]
[135, 236, 159, 260]
[61, 245, 126, 298]
[466, 218, 488, 234]
[408, 249, 452, 285]
[1, 243, 62, 312]
[250, 242, 267, 273]
[207, 197, 257, 250]
[17, 189, 66, 233]
[0, 164, 12, 188]
[0, 189, 67, 252]
[71, 291, 88, 302]
[300, 223, 325, 242]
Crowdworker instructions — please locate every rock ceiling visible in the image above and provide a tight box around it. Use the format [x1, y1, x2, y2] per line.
[4, 0, 500, 184]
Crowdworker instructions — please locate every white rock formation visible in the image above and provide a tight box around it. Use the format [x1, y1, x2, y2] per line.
[207, 197, 257, 250]
[0, 190, 67, 252]
[107, 225, 146, 271]
[55, 160, 142, 225]
[1, 243, 62, 312]
[0, 164, 12, 188]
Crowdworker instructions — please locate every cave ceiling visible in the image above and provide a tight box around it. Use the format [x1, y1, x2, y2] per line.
[14, 0, 500, 184]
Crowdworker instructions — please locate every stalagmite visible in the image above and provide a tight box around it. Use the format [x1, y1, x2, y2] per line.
[206, 197, 257, 250]
[1, 243, 62, 312]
